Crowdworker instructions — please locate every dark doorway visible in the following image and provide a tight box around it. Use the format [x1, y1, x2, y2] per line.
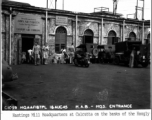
[22, 34, 35, 63]
[83, 29, 94, 44]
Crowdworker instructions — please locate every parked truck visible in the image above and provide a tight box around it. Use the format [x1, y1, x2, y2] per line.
[114, 41, 150, 67]
[97, 45, 115, 63]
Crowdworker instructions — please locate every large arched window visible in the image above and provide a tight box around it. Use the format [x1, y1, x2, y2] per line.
[55, 27, 67, 53]
[107, 30, 118, 44]
[83, 29, 94, 44]
[108, 30, 116, 37]
[129, 32, 136, 41]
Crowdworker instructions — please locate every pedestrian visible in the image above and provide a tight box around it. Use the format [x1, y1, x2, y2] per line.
[33, 42, 41, 66]
[57, 57, 61, 64]
[42, 43, 49, 65]
[21, 52, 26, 63]
[60, 47, 66, 64]
[101, 48, 105, 63]
[64, 51, 69, 64]
[27, 49, 33, 64]
[129, 47, 136, 68]
[98, 49, 102, 63]
[68, 43, 75, 64]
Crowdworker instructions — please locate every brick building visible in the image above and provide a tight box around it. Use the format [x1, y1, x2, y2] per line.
[1, 1, 150, 65]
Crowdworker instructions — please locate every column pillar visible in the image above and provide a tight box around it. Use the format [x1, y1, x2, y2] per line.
[142, 21, 145, 44]
[75, 14, 78, 48]
[9, 7, 12, 65]
[101, 18, 103, 45]
[122, 20, 125, 42]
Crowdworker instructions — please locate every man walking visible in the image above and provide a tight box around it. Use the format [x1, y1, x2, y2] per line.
[129, 47, 136, 68]
[28, 49, 33, 64]
[42, 43, 49, 65]
[33, 42, 40, 65]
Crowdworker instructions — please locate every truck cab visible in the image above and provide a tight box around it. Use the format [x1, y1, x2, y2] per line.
[114, 41, 150, 67]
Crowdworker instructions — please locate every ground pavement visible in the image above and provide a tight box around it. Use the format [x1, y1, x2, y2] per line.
[2, 63, 150, 110]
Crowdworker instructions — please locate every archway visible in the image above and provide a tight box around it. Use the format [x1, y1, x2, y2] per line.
[55, 26, 67, 53]
[129, 32, 136, 41]
[107, 30, 118, 44]
[83, 29, 94, 44]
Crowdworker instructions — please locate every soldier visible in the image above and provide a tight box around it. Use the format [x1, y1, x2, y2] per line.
[42, 43, 49, 65]
[27, 49, 33, 64]
[129, 47, 136, 68]
[21, 52, 26, 64]
[33, 42, 41, 66]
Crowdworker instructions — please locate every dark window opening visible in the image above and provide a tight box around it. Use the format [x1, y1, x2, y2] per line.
[107, 30, 117, 45]
[129, 32, 136, 41]
[55, 27, 67, 53]
[84, 36, 93, 44]
[83, 29, 94, 44]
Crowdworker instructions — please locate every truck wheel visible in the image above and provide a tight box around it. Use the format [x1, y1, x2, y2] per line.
[134, 60, 138, 68]
[74, 59, 78, 66]
[142, 63, 149, 67]
[114, 57, 120, 65]
[85, 64, 89, 67]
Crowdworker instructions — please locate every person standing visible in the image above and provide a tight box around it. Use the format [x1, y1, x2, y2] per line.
[42, 43, 49, 65]
[68, 43, 75, 64]
[33, 42, 40, 66]
[21, 52, 26, 63]
[27, 49, 33, 64]
[129, 47, 136, 68]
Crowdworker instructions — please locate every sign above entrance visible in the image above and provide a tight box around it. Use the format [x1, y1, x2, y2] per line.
[14, 14, 42, 34]
[56, 16, 68, 25]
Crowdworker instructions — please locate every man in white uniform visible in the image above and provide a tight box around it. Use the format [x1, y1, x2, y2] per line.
[42, 43, 49, 65]
[33, 42, 40, 65]
[28, 49, 33, 64]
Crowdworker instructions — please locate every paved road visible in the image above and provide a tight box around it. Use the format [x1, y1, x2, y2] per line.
[3, 63, 150, 110]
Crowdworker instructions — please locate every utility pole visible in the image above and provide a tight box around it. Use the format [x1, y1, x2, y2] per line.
[113, 0, 118, 15]
[46, 0, 48, 43]
[62, 0, 64, 10]
[142, 0, 145, 20]
[55, 0, 57, 9]
[138, 0, 145, 44]
[135, 0, 144, 20]
[9, 7, 12, 65]
[135, 0, 138, 19]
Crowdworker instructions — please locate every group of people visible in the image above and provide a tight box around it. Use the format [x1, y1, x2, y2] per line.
[21, 42, 49, 66]
[21, 43, 75, 65]
[53, 44, 75, 64]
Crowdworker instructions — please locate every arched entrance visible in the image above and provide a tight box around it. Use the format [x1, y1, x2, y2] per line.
[107, 30, 118, 44]
[83, 29, 94, 44]
[55, 26, 67, 53]
[129, 32, 136, 41]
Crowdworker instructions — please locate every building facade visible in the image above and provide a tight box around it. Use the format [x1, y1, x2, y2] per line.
[1, 1, 150, 65]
